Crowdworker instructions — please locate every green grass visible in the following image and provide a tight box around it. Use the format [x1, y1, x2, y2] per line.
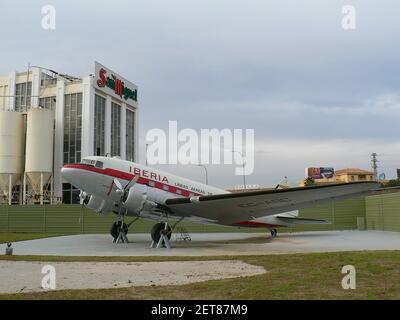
[1, 251, 399, 300]
[0, 233, 63, 244]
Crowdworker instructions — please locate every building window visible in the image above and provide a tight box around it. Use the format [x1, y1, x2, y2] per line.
[111, 102, 121, 157]
[0, 85, 8, 111]
[94, 95, 106, 156]
[126, 108, 135, 161]
[64, 93, 82, 164]
[38, 96, 56, 110]
[15, 82, 32, 112]
[62, 183, 80, 204]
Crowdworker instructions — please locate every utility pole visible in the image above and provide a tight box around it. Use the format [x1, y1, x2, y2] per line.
[371, 153, 379, 181]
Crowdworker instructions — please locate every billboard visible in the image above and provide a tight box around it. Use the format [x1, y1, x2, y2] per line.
[306, 167, 335, 179]
[94, 61, 138, 103]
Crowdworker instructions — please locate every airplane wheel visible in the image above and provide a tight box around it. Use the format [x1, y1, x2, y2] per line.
[110, 221, 128, 239]
[270, 228, 277, 237]
[151, 222, 172, 243]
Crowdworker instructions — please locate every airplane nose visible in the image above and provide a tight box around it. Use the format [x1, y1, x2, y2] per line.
[61, 164, 93, 191]
[61, 165, 81, 187]
[61, 166, 73, 182]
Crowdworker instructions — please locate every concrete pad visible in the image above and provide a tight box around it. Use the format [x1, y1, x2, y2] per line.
[1, 230, 400, 257]
[0, 260, 266, 294]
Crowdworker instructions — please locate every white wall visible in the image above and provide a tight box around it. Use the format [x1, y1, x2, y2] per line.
[81, 76, 94, 158]
[53, 79, 66, 200]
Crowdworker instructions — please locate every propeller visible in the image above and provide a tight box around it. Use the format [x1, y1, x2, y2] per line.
[79, 191, 89, 206]
[113, 175, 139, 215]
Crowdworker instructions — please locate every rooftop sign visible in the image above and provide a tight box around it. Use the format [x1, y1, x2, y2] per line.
[94, 62, 137, 103]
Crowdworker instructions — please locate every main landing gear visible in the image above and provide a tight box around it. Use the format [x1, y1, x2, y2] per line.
[110, 216, 139, 243]
[270, 228, 278, 237]
[150, 216, 184, 249]
[150, 222, 172, 248]
[110, 209, 183, 249]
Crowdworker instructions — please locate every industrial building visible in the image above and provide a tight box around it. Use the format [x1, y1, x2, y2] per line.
[0, 62, 138, 205]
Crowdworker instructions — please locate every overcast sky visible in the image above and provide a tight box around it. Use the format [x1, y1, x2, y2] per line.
[0, 1, 399, 188]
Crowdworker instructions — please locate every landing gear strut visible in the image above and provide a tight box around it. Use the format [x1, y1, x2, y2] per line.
[270, 228, 278, 237]
[151, 222, 172, 248]
[111, 216, 140, 243]
[110, 221, 128, 242]
[150, 216, 183, 249]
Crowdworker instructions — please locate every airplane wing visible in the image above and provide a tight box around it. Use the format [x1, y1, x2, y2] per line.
[164, 181, 380, 225]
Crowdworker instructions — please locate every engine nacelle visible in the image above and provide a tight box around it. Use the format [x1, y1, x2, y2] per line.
[122, 183, 173, 214]
[84, 194, 113, 215]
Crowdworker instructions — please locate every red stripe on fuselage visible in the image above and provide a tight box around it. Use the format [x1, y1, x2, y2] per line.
[63, 163, 202, 197]
[236, 221, 284, 228]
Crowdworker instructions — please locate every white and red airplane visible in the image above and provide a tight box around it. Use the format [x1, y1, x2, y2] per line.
[61, 156, 379, 243]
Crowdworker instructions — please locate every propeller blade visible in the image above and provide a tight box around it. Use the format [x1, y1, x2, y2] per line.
[79, 191, 86, 205]
[113, 178, 124, 191]
[124, 174, 139, 191]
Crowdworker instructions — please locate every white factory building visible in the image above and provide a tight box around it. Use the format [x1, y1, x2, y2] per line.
[0, 62, 138, 205]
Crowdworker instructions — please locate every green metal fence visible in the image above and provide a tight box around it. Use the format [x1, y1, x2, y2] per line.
[0, 196, 372, 234]
[366, 192, 400, 232]
[287, 197, 366, 232]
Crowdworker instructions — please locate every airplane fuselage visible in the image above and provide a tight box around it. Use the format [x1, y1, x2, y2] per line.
[61, 156, 298, 228]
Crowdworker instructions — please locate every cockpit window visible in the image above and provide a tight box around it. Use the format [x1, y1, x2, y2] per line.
[95, 161, 104, 169]
[81, 159, 97, 166]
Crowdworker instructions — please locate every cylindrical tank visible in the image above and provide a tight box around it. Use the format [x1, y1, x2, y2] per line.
[0, 111, 25, 199]
[25, 108, 54, 195]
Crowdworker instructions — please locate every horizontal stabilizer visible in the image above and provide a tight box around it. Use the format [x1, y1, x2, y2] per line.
[276, 216, 331, 225]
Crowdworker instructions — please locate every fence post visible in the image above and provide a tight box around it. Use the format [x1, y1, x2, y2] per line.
[7, 206, 10, 233]
[81, 206, 84, 234]
[44, 205, 47, 233]
[380, 194, 385, 231]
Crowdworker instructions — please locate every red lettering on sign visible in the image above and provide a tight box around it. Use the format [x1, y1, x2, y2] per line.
[97, 68, 107, 87]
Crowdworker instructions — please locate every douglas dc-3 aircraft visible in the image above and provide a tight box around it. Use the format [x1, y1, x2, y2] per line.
[61, 156, 380, 244]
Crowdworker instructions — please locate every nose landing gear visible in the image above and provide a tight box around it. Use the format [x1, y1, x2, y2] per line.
[270, 228, 278, 237]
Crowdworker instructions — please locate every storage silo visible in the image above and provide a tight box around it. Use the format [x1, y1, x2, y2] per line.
[25, 108, 54, 204]
[0, 111, 25, 204]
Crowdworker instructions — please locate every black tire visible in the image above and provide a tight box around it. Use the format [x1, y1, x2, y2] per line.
[270, 228, 277, 237]
[110, 221, 128, 239]
[151, 222, 172, 244]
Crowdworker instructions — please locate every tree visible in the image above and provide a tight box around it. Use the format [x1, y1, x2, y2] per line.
[303, 177, 315, 186]
[382, 179, 400, 188]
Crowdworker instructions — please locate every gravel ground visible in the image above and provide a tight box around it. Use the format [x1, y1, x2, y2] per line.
[0, 260, 266, 294]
